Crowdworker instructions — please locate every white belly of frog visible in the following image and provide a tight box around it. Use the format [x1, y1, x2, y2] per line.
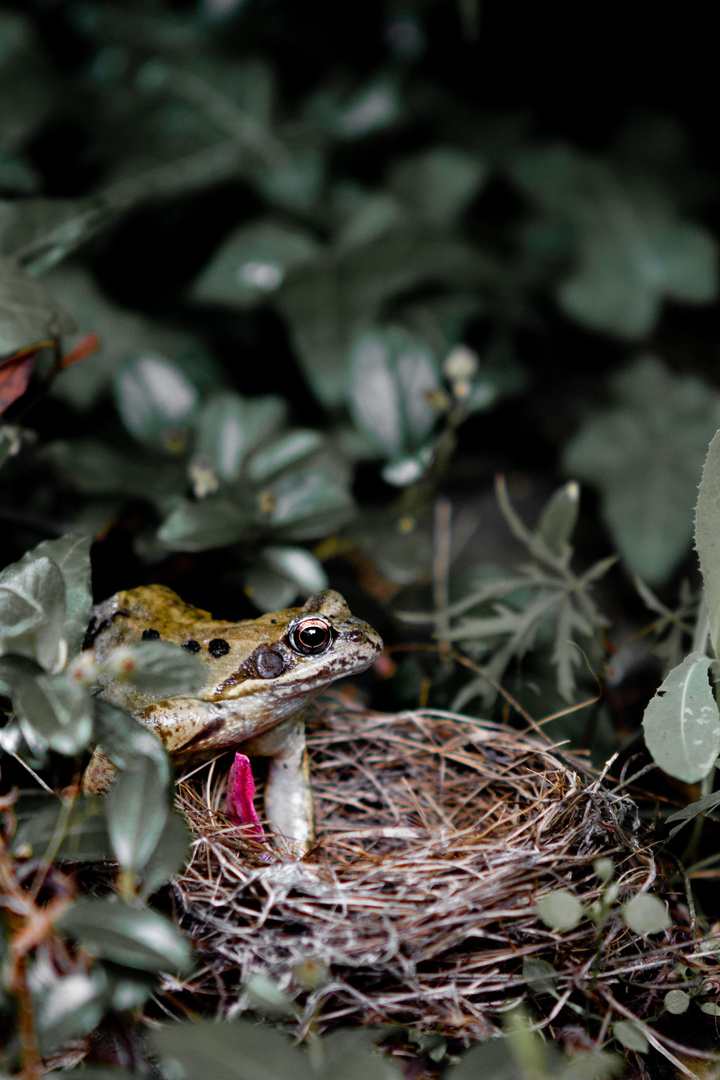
[83, 586, 383, 854]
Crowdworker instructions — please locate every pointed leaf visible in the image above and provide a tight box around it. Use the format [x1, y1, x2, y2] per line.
[105, 754, 169, 873]
[642, 652, 720, 783]
[695, 428, 720, 655]
[0, 554, 66, 670]
[157, 497, 255, 551]
[14, 673, 93, 755]
[20, 532, 92, 655]
[57, 898, 192, 973]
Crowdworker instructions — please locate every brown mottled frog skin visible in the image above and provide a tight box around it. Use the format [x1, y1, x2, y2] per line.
[83, 585, 383, 853]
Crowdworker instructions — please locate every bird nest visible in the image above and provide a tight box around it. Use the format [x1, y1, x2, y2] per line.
[165, 701, 719, 1047]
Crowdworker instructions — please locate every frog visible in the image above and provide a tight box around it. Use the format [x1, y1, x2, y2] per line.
[82, 584, 383, 854]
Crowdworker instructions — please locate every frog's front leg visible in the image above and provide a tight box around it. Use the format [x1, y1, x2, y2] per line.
[243, 715, 315, 855]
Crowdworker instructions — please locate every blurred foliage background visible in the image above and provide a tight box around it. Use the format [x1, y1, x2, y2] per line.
[3, 0, 720, 1073]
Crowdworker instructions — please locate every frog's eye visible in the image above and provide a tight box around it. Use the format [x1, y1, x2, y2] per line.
[288, 617, 332, 656]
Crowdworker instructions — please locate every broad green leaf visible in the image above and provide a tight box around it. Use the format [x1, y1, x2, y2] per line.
[621, 893, 672, 935]
[103, 639, 206, 697]
[563, 356, 720, 584]
[57, 898, 192, 973]
[105, 754, 169, 873]
[192, 220, 319, 308]
[157, 497, 255, 551]
[267, 470, 355, 539]
[114, 354, 199, 443]
[19, 533, 92, 655]
[327, 78, 401, 140]
[445, 1039, 524, 1080]
[347, 328, 441, 457]
[389, 147, 488, 223]
[94, 701, 170, 784]
[46, 438, 185, 500]
[612, 1021, 649, 1054]
[255, 148, 324, 211]
[664, 989, 690, 1014]
[102, 962, 157, 1013]
[535, 889, 584, 931]
[11, 794, 109, 862]
[0, 553, 66, 670]
[34, 969, 106, 1054]
[276, 229, 491, 407]
[259, 545, 328, 594]
[152, 1020, 315, 1080]
[642, 652, 720, 783]
[140, 810, 192, 898]
[522, 957, 558, 995]
[244, 542, 330, 611]
[14, 673, 93, 755]
[247, 429, 325, 483]
[192, 392, 286, 482]
[0, 653, 43, 699]
[695, 428, 720, 656]
[0, 257, 75, 354]
[701, 1002, 720, 1016]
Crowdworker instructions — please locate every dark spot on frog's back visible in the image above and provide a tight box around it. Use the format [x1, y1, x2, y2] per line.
[208, 638, 230, 658]
[142, 628, 161, 640]
[182, 639, 202, 653]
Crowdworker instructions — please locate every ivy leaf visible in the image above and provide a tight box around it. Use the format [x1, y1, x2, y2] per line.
[157, 496, 256, 551]
[563, 356, 720, 584]
[388, 146, 488, 224]
[642, 652, 720, 783]
[57, 898, 192, 973]
[192, 392, 286, 483]
[267, 470, 355, 539]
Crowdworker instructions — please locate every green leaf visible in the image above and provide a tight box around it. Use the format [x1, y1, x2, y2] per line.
[105, 754, 169, 873]
[255, 148, 325, 211]
[94, 701, 170, 784]
[701, 1002, 720, 1016]
[0, 196, 118, 276]
[0, 553, 66, 670]
[563, 356, 720, 584]
[58, 898, 192, 973]
[388, 147, 488, 223]
[642, 652, 720, 783]
[267, 470, 355, 539]
[276, 229, 490, 407]
[664, 989, 690, 1014]
[114, 354, 199, 443]
[34, 969, 106, 1054]
[157, 497, 255, 551]
[612, 1021, 649, 1054]
[621, 893, 672, 935]
[522, 957, 559, 995]
[535, 889, 584, 931]
[14, 673, 93, 756]
[20, 533, 93, 656]
[695, 428, 720, 656]
[347, 327, 441, 457]
[247, 429, 325, 483]
[244, 546, 328, 611]
[193, 391, 286, 482]
[535, 481, 580, 557]
[192, 219, 319, 308]
[106, 639, 206, 698]
[666, 789, 720, 838]
[446, 1038, 529, 1080]
[11, 794, 110, 862]
[140, 810, 192, 898]
[0, 257, 75, 354]
[46, 438, 185, 500]
[152, 1020, 315, 1080]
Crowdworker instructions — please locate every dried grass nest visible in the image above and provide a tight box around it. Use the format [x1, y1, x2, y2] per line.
[166, 700, 719, 1046]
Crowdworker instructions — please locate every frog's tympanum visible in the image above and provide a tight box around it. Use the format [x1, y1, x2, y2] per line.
[83, 585, 383, 853]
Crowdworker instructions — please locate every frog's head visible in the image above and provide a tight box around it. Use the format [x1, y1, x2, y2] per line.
[208, 589, 383, 709]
